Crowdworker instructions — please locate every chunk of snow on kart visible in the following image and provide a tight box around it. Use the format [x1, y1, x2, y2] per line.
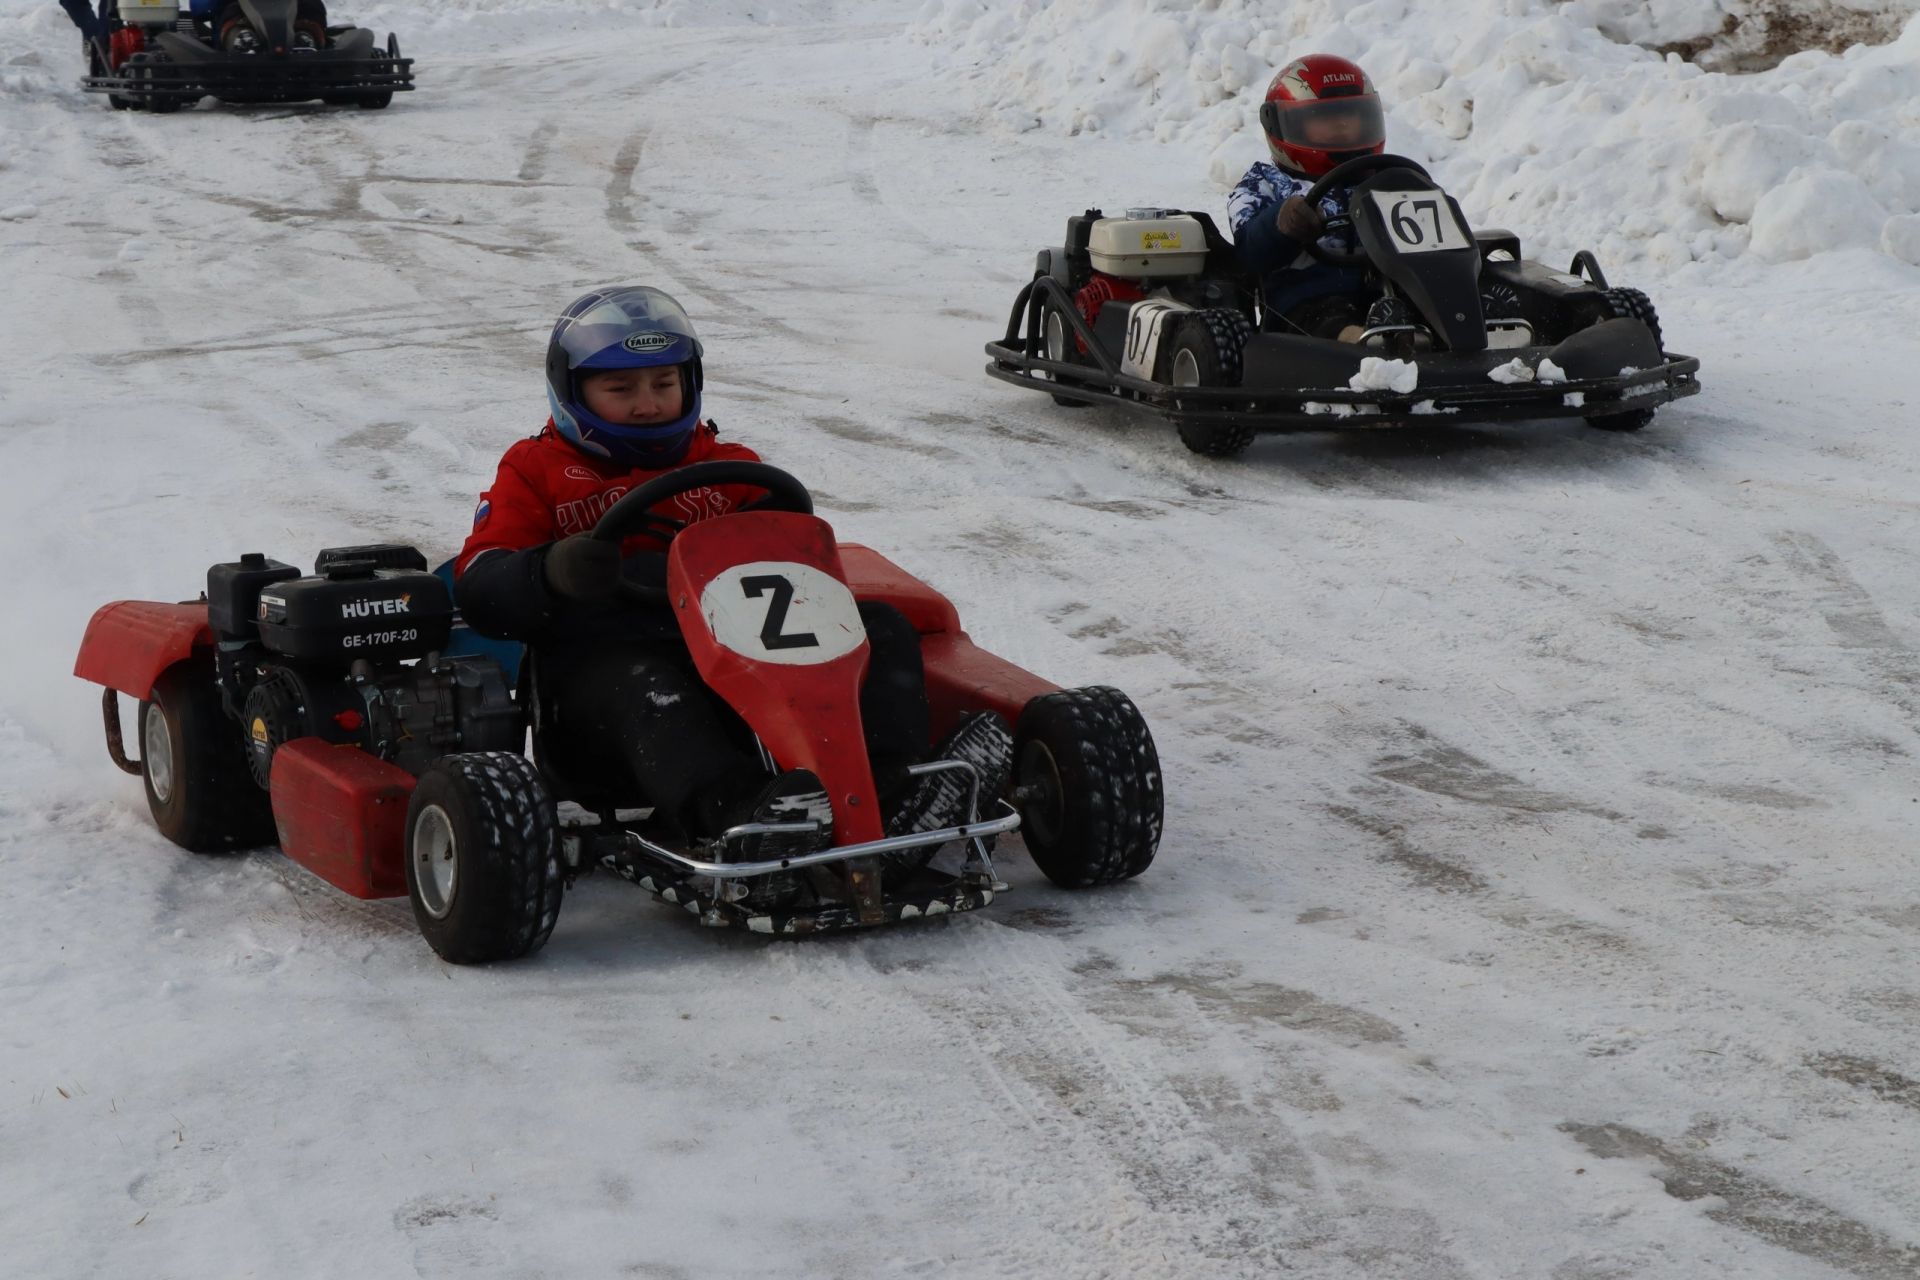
[1349, 358, 1418, 394]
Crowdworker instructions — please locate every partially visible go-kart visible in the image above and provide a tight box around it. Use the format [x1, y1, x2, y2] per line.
[73, 463, 1163, 963]
[75, 0, 413, 112]
[986, 153, 1701, 457]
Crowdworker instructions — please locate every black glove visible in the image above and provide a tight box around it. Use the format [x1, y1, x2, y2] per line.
[1275, 196, 1326, 242]
[542, 534, 621, 601]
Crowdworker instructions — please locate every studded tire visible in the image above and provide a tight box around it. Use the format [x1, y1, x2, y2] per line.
[405, 752, 562, 964]
[1587, 288, 1664, 432]
[138, 660, 276, 853]
[1165, 310, 1256, 458]
[1012, 687, 1163, 888]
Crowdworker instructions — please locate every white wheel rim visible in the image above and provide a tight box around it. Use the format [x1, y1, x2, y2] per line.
[144, 703, 175, 804]
[412, 804, 458, 919]
[1044, 311, 1067, 366]
[1172, 349, 1202, 388]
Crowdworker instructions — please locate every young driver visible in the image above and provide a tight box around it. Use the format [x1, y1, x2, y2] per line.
[1227, 54, 1388, 341]
[454, 286, 1010, 860]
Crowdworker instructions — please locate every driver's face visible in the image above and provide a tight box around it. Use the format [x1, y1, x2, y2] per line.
[1304, 113, 1374, 147]
[581, 366, 684, 425]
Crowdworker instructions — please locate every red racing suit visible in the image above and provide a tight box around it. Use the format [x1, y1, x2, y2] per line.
[453, 419, 764, 642]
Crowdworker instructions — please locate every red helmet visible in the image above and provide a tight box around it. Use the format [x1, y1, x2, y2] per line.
[1259, 54, 1386, 179]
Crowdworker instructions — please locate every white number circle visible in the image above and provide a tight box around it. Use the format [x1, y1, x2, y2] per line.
[699, 561, 865, 666]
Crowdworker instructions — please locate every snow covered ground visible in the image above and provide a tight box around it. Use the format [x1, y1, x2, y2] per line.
[3, 1, 1919, 1276]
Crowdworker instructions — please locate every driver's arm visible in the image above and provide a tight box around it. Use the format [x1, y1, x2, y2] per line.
[1233, 197, 1317, 276]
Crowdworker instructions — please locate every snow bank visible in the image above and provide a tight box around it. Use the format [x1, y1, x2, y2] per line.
[911, 0, 1920, 268]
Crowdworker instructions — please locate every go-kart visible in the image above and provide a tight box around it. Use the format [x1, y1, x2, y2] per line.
[985, 154, 1701, 457]
[71, 0, 413, 112]
[72, 463, 1163, 963]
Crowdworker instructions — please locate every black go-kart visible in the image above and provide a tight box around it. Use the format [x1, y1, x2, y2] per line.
[74, 0, 413, 113]
[986, 154, 1701, 457]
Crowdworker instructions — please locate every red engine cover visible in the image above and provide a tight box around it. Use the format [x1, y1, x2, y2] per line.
[269, 738, 413, 899]
[109, 26, 146, 70]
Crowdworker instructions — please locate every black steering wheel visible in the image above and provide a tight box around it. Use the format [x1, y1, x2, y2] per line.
[1300, 153, 1434, 267]
[591, 460, 814, 604]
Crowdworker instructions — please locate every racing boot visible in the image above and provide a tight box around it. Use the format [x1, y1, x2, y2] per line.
[887, 712, 1015, 839]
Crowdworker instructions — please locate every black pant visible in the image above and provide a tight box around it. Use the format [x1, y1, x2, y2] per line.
[537, 601, 930, 831]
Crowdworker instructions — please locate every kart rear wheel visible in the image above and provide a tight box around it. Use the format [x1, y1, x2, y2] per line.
[1012, 687, 1162, 888]
[1167, 310, 1255, 458]
[1039, 293, 1091, 408]
[405, 753, 562, 964]
[139, 661, 276, 852]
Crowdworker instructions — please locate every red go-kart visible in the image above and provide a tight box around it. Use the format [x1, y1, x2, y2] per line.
[72, 463, 1164, 962]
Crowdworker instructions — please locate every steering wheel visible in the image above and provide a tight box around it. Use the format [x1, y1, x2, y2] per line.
[1300, 153, 1434, 267]
[591, 460, 814, 604]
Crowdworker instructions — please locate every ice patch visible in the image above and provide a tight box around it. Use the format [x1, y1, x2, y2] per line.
[1411, 399, 1459, 416]
[1489, 358, 1536, 385]
[647, 690, 682, 708]
[0, 205, 36, 221]
[1349, 358, 1418, 394]
[1537, 359, 1568, 384]
[1563, 392, 1586, 408]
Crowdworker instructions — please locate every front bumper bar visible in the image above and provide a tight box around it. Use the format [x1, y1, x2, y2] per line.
[986, 277, 1701, 433]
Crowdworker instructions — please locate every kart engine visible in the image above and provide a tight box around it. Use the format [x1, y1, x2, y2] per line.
[206, 546, 522, 786]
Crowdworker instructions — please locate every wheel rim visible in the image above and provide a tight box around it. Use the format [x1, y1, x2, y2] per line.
[412, 804, 458, 919]
[1015, 740, 1065, 848]
[1171, 349, 1202, 388]
[1044, 310, 1067, 366]
[143, 703, 175, 804]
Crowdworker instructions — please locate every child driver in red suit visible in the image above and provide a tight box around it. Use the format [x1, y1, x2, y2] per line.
[454, 286, 1010, 860]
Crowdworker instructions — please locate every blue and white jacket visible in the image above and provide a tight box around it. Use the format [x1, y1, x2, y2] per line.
[1227, 160, 1362, 278]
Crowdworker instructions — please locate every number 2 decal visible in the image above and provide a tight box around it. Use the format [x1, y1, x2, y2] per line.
[702, 562, 864, 665]
[740, 574, 819, 651]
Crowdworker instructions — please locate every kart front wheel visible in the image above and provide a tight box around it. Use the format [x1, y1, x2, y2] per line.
[1167, 310, 1255, 458]
[1013, 687, 1162, 888]
[1587, 287, 1662, 433]
[405, 753, 562, 964]
[138, 661, 276, 852]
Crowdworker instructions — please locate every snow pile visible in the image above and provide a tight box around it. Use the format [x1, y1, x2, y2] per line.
[1349, 356, 1417, 393]
[1585, 0, 1918, 72]
[911, 0, 1920, 268]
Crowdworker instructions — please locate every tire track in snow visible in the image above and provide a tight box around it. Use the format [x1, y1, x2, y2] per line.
[913, 923, 1473, 1278]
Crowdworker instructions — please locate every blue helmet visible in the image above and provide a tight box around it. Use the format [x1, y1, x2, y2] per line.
[545, 285, 705, 468]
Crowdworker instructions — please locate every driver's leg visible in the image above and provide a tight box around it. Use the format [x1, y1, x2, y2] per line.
[542, 636, 756, 829]
[857, 601, 931, 786]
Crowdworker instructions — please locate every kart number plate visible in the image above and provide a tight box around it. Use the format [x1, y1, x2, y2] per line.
[1371, 191, 1470, 254]
[1120, 299, 1191, 381]
[700, 562, 865, 667]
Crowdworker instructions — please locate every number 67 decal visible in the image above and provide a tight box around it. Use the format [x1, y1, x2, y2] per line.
[700, 562, 866, 665]
[1370, 190, 1470, 254]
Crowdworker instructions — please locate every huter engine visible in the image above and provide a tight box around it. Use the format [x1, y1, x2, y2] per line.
[205, 544, 522, 786]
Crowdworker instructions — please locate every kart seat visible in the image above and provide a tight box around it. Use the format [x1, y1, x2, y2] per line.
[432, 560, 524, 684]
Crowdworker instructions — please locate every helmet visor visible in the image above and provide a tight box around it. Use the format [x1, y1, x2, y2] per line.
[1263, 97, 1385, 152]
[555, 285, 701, 371]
